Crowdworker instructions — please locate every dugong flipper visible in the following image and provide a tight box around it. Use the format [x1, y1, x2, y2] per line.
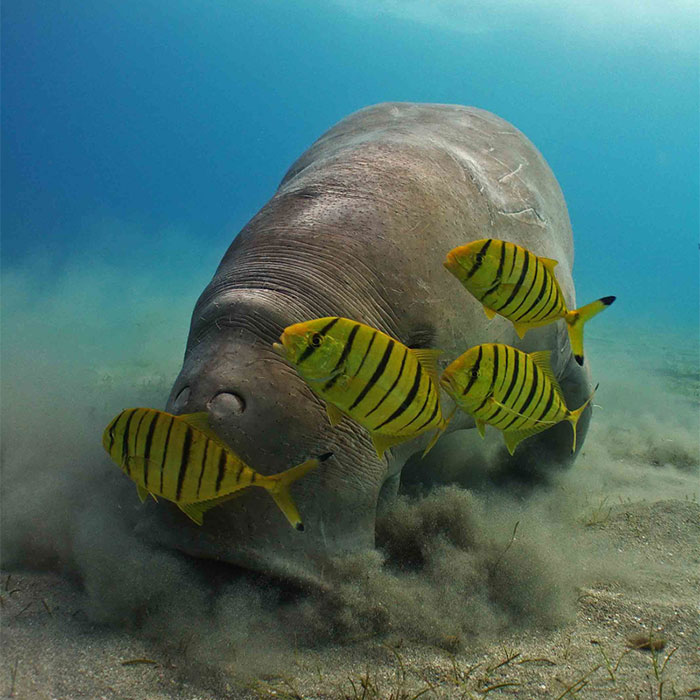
[136, 103, 593, 583]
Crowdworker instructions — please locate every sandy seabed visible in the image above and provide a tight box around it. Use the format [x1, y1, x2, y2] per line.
[1, 328, 698, 699]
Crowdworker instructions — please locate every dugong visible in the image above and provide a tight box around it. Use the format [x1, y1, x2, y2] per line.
[138, 103, 593, 583]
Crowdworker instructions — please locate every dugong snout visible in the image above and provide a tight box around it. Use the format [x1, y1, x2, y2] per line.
[172, 385, 246, 419]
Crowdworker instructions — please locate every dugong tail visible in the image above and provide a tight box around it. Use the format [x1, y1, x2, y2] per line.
[565, 296, 616, 366]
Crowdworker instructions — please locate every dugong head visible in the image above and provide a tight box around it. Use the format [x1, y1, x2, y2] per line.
[136, 292, 387, 585]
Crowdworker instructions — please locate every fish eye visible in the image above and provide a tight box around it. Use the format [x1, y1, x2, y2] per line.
[475, 253, 485, 263]
[470, 368, 479, 379]
[310, 333, 323, 347]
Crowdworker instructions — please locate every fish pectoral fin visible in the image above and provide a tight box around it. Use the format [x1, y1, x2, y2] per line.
[177, 412, 228, 446]
[488, 396, 559, 426]
[476, 418, 487, 438]
[483, 306, 497, 320]
[539, 256, 559, 273]
[136, 484, 150, 503]
[502, 425, 550, 455]
[410, 348, 443, 385]
[528, 351, 564, 396]
[370, 432, 413, 460]
[325, 402, 345, 428]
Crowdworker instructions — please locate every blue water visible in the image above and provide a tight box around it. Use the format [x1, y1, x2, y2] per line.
[2, 0, 699, 332]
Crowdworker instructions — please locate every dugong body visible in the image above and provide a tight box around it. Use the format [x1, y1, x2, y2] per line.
[139, 103, 593, 583]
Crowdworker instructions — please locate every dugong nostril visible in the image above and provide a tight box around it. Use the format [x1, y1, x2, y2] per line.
[172, 386, 191, 413]
[208, 391, 246, 418]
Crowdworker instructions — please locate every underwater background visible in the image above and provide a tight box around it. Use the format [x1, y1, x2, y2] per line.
[2, 1, 699, 698]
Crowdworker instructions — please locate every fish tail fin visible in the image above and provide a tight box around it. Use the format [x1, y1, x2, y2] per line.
[264, 453, 332, 531]
[565, 296, 616, 366]
[566, 383, 599, 453]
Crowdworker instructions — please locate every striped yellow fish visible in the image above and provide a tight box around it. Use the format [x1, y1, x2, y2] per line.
[273, 317, 450, 459]
[440, 343, 596, 455]
[102, 408, 331, 530]
[444, 239, 615, 366]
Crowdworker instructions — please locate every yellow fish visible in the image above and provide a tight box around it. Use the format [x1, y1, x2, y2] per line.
[444, 239, 615, 366]
[440, 343, 596, 455]
[102, 407, 331, 530]
[273, 316, 450, 459]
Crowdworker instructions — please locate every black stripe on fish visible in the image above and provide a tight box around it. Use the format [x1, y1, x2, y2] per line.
[131, 409, 149, 459]
[501, 347, 520, 406]
[298, 317, 339, 365]
[536, 383, 556, 423]
[215, 450, 227, 493]
[121, 409, 138, 476]
[399, 375, 432, 431]
[532, 273, 557, 321]
[474, 392, 491, 413]
[142, 412, 159, 489]
[506, 244, 519, 279]
[175, 427, 192, 500]
[365, 345, 407, 418]
[374, 360, 422, 431]
[110, 410, 129, 460]
[497, 249, 530, 314]
[527, 269, 553, 321]
[416, 391, 440, 432]
[482, 241, 506, 300]
[195, 439, 209, 499]
[501, 357, 529, 431]
[324, 322, 360, 390]
[159, 416, 175, 493]
[350, 338, 394, 411]
[488, 345, 499, 395]
[508, 255, 541, 320]
[465, 239, 492, 280]
[515, 364, 541, 422]
[513, 259, 548, 321]
[353, 330, 376, 378]
[463, 345, 483, 395]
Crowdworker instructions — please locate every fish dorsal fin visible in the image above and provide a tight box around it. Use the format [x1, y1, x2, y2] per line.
[483, 306, 497, 320]
[177, 412, 227, 445]
[410, 349, 443, 385]
[539, 256, 559, 274]
[325, 402, 344, 428]
[529, 351, 564, 397]
[369, 432, 413, 460]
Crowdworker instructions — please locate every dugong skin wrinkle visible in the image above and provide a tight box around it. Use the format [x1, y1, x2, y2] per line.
[142, 103, 594, 583]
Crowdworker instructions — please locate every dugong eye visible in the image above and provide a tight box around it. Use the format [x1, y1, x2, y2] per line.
[310, 333, 323, 347]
